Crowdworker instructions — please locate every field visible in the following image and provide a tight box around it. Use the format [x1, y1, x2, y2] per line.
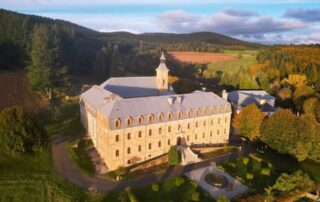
[204, 50, 258, 77]
[0, 70, 46, 112]
[169, 51, 236, 64]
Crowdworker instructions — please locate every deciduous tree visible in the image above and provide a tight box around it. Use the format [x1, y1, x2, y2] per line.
[233, 104, 265, 141]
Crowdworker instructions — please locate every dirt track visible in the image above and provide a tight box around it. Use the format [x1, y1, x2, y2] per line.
[0, 70, 46, 112]
[169, 51, 236, 64]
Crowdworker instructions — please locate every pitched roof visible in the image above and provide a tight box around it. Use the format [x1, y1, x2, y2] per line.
[228, 90, 275, 106]
[99, 76, 160, 98]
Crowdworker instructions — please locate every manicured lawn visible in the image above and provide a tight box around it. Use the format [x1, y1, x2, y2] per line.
[133, 176, 214, 202]
[0, 148, 87, 201]
[218, 154, 280, 192]
[258, 149, 320, 184]
[204, 50, 258, 78]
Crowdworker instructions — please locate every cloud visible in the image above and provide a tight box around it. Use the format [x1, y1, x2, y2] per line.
[156, 9, 308, 35]
[99, 28, 141, 34]
[222, 8, 258, 17]
[239, 32, 320, 44]
[284, 8, 320, 22]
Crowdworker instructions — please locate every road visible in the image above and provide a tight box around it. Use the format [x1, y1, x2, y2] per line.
[51, 135, 251, 192]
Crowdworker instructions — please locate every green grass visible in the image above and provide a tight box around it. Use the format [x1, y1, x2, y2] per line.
[203, 50, 258, 78]
[259, 149, 320, 184]
[219, 154, 280, 192]
[66, 139, 95, 176]
[45, 101, 84, 137]
[133, 176, 214, 202]
[0, 148, 87, 202]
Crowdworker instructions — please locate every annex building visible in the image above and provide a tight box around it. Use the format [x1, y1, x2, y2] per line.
[80, 52, 232, 171]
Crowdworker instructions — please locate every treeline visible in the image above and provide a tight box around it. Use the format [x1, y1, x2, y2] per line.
[256, 45, 320, 86]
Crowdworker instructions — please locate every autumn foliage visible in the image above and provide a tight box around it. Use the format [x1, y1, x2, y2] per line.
[232, 104, 265, 141]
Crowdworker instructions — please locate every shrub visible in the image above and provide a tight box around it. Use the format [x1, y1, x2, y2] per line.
[168, 146, 180, 165]
[0, 106, 47, 155]
[246, 173, 254, 180]
[192, 192, 200, 201]
[242, 157, 250, 165]
[261, 168, 271, 176]
[175, 176, 185, 186]
[190, 181, 198, 188]
[151, 183, 159, 192]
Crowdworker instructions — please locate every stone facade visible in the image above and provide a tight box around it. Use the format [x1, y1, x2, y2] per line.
[80, 52, 232, 171]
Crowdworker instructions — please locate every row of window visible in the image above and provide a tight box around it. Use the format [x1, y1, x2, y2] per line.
[115, 107, 229, 128]
[115, 120, 228, 142]
[115, 141, 166, 157]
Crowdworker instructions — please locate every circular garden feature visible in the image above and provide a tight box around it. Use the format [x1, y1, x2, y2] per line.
[204, 173, 228, 188]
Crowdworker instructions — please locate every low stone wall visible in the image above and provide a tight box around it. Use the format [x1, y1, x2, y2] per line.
[129, 154, 168, 173]
[192, 146, 227, 154]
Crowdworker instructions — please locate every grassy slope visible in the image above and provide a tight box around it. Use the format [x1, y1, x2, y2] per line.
[204, 50, 258, 77]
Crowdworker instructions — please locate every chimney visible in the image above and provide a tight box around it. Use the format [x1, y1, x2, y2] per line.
[222, 90, 228, 100]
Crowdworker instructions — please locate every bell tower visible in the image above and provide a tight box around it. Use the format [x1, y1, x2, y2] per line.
[156, 52, 169, 91]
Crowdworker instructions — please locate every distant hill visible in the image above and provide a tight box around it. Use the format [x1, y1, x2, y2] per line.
[0, 8, 262, 81]
[102, 31, 262, 48]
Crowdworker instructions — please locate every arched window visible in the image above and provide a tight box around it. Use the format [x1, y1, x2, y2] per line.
[217, 130, 220, 135]
[205, 108, 208, 115]
[211, 119, 213, 125]
[203, 133, 205, 138]
[127, 160, 131, 164]
[127, 133, 131, 140]
[115, 135, 119, 142]
[138, 131, 142, 138]
[127, 147, 131, 154]
[188, 110, 192, 118]
[168, 126, 171, 132]
[187, 123, 191, 129]
[196, 109, 200, 116]
[187, 136, 189, 141]
[138, 145, 141, 152]
[224, 128, 226, 134]
[218, 118, 221, 124]
[168, 139, 170, 145]
[149, 129, 152, 136]
[168, 112, 173, 120]
[195, 134, 197, 140]
[158, 141, 161, 147]
[225, 117, 227, 123]
[159, 127, 162, 134]
[203, 121, 206, 126]
[149, 143, 152, 150]
[195, 122, 198, 128]
[178, 125, 181, 131]
[115, 150, 119, 157]
[162, 79, 165, 86]
[178, 111, 183, 119]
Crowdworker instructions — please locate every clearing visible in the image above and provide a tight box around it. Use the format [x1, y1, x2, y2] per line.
[0, 69, 46, 112]
[169, 51, 236, 64]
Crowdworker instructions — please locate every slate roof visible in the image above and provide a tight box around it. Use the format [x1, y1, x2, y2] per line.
[228, 90, 275, 106]
[81, 86, 231, 130]
[100, 76, 159, 98]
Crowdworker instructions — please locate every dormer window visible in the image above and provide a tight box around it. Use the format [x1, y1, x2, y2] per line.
[196, 109, 200, 116]
[138, 116, 143, 124]
[127, 117, 132, 126]
[168, 112, 173, 120]
[205, 108, 208, 115]
[115, 119, 121, 128]
[178, 111, 183, 119]
[188, 110, 192, 118]
[148, 115, 154, 123]
[159, 113, 163, 121]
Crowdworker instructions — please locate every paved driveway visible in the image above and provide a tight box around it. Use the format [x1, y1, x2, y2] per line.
[51, 135, 249, 192]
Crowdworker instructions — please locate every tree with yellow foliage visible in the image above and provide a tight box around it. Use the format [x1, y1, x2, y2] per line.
[281, 74, 307, 87]
[233, 104, 265, 141]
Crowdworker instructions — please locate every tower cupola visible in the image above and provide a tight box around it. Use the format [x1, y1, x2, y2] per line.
[156, 52, 169, 91]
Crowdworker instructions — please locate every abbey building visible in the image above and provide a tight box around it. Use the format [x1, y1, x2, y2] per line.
[80, 52, 232, 171]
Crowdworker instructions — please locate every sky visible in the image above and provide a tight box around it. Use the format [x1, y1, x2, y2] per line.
[1, 0, 320, 44]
